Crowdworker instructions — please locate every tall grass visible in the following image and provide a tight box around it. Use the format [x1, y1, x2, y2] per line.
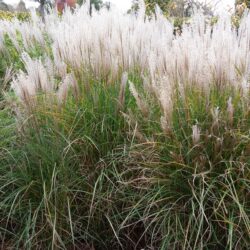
[0, 3, 249, 249]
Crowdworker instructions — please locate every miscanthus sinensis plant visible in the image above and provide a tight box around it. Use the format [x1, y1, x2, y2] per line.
[0, 3, 250, 249]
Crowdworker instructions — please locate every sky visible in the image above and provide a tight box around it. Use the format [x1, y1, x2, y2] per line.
[109, 0, 235, 13]
[3, 0, 235, 13]
[108, 0, 133, 11]
[3, 0, 134, 10]
[207, 0, 235, 13]
[4, 0, 39, 8]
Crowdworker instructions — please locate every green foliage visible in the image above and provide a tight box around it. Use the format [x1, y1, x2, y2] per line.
[0, 10, 30, 21]
[0, 31, 49, 104]
[130, 0, 214, 18]
[0, 80, 127, 248]
[144, 0, 171, 15]
[0, 73, 250, 248]
[78, 0, 103, 10]
[237, 0, 250, 8]
[130, 0, 172, 16]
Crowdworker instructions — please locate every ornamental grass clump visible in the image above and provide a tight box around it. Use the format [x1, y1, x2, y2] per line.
[116, 85, 250, 249]
[0, 3, 249, 249]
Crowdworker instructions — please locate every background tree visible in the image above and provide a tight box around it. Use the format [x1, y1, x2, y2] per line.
[130, 0, 171, 16]
[36, 0, 52, 20]
[235, 0, 250, 16]
[77, 0, 103, 10]
[36, 0, 105, 20]
[77, 0, 104, 15]
[130, 0, 213, 17]
[236, 0, 250, 8]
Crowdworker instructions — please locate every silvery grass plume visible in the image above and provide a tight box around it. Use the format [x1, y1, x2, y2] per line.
[0, 13, 45, 52]
[11, 53, 78, 107]
[192, 124, 201, 145]
[11, 53, 53, 104]
[0, 27, 5, 51]
[2, 67, 14, 91]
[45, 6, 250, 90]
[227, 97, 234, 125]
[118, 72, 128, 111]
[4, 3, 250, 121]
[46, 4, 173, 80]
[57, 73, 79, 103]
[129, 80, 149, 117]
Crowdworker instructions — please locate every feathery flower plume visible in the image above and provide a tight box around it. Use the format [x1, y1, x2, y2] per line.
[211, 107, 220, 130]
[57, 74, 76, 102]
[227, 97, 234, 125]
[129, 81, 149, 117]
[0, 4, 249, 129]
[157, 77, 174, 132]
[118, 72, 128, 111]
[192, 124, 201, 145]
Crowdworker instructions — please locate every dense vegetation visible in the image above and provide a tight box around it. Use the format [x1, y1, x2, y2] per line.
[0, 10, 30, 21]
[0, 3, 250, 249]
